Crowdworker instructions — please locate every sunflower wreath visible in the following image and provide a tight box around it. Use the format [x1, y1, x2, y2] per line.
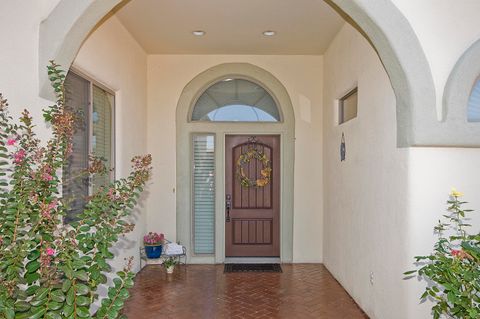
[236, 147, 272, 188]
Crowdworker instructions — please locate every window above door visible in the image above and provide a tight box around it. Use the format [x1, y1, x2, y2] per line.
[191, 78, 281, 122]
[468, 78, 480, 122]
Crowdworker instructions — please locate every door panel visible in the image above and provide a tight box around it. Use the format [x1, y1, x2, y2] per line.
[225, 135, 280, 257]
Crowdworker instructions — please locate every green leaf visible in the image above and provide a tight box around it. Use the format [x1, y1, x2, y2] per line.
[46, 311, 62, 319]
[76, 283, 89, 296]
[25, 285, 40, 296]
[79, 225, 91, 232]
[25, 272, 40, 284]
[113, 278, 122, 288]
[74, 270, 89, 282]
[62, 279, 72, 293]
[75, 306, 90, 318]
[27, 250, 41, 261]
[72, 258, 86, 269]
[14, 301, 31, 312]
[48, 302, 63, 311]
[4, 308, 14, 319]
[62, 304, 74, 317]
[50, 289, 65, 303]
[66, 287, 75, 306]
[107, 308, 118, 319]
[76, 296, 90, 307]
[25, 260, 40, 273]
[29, 308, 47, 319]
[447, 291, 456, 304]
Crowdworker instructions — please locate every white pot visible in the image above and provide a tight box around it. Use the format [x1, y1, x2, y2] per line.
[166, 265, 175, 274]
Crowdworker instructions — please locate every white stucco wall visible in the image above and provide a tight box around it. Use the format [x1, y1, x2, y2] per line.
[323, 23, 480, 319]
[0, 1, 59, 130]
[71, 15, 148, 273]
[323, 24, 410, 319]
[146, 55, 324, 262]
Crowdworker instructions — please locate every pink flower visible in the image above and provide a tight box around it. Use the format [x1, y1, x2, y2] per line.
[144, 232, 165, 245]
[451, 249, 473, 260]
[451, 249, 461, 257]
[40, 199, 57, 219]
[6, 138, 16, 146]
[46, 248, 55, 256]
[48, 199, 58, 210]
[13, 149, 26, 164]
[107, 187, 115, 200]
[42, 173, 53, 181]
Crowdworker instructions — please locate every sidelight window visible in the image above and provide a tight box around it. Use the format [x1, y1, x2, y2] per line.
[192, 134, 216, 254]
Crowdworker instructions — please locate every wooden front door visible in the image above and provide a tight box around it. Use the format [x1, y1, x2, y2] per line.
[225, 135, 280, 257]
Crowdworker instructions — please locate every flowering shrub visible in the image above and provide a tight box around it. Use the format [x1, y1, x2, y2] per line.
[0, 62, 152, 319]
[143, 232, 164, 245]
[405, 189, 480, 319]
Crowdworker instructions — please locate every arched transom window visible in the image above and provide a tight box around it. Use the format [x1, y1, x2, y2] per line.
[468, 78, 480, 122]
[191, 78, 281, 122]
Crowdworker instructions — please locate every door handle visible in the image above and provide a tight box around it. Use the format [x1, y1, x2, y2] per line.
[225, 194, 231, 222]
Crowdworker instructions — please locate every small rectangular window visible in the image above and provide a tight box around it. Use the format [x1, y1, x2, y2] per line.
[192, 134, 215, 254]
[338, 88, 358, 124]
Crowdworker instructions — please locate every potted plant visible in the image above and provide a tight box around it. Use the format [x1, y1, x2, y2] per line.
[163, 256, 178, 274]
[404, 188, 480, 319]
[143, 232, 165, 259]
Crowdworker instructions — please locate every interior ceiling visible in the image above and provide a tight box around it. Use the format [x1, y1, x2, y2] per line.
[115, 0, 345, 55]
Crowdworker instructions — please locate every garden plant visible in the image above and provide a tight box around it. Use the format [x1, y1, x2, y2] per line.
[405, 189, 480, 319]
[0, 62, 152, 319]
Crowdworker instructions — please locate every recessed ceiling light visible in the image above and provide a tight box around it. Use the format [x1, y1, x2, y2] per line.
[192, 30, 206, 36]
[262, 30, 276, 37]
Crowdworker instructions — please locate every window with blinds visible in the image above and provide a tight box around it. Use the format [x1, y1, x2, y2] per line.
[192, 135, 215, 254]
[63, 72, 90, 222]
[92, 85, 114, 192]
[63, 71, 115, 221]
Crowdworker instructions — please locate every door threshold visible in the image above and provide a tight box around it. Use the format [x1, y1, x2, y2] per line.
[224, 257, 281, 264]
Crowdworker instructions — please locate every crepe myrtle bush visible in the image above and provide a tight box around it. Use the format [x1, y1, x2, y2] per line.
[0, 62, 152, 319]
[404, 189, 480, 319]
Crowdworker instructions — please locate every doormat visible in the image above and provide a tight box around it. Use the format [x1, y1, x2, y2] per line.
[224, 263, 282, 273]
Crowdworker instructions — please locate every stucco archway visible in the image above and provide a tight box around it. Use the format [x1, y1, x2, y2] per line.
[175, 63, 295, 263]
[39, 0, 441, 146]
[442, 38, 480, 147]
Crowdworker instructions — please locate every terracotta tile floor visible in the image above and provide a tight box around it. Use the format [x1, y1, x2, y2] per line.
[122, 264, 368, 319]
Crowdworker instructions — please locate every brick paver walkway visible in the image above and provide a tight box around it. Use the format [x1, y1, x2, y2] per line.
[122, 264, 368, 319]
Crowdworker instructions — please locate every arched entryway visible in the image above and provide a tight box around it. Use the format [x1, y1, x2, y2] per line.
[38, 0, 439, 147]
[175, 63, 295, 263]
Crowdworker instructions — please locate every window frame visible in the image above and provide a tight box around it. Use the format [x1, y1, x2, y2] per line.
[189, 76, 284, 124]
[190, 133, 216, 256]
[66, 68, 116, 201]
[338, 87, 358, 125]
